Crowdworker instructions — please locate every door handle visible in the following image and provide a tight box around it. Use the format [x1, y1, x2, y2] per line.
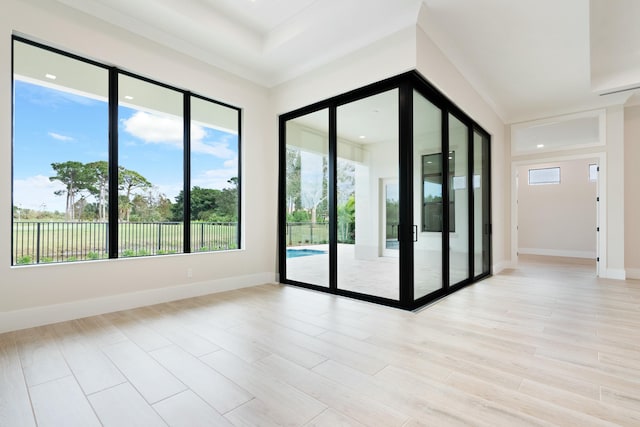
[413, 225, 418, 242]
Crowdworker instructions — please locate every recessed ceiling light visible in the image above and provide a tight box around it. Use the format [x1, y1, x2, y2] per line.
[124, 95, 134, 100]
[45, 73, 56, 80]
[448, 156, 453, 159]
[359, 135, 366, 139]
[537, 144, 544, 148]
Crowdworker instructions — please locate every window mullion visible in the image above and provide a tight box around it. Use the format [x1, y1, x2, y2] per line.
[183, 93, 191, 253]
[108, 68, 119, 259]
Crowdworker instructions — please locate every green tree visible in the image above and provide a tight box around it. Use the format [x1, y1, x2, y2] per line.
[79, 202, 98, 221]
[50, 161, 93, 221]
[85, 161, 109, 221]
[129, 187, 173, 222]
[298, 152, 326, 224]
[216, 177, 239, 221]
[173, 186, 219, 221]
[172, 178, 239, 222]
[171, 191, 185, 221]
[285, 147, 301, 214]
[337, 195, 356, 243]
[119, 167, 152, 222]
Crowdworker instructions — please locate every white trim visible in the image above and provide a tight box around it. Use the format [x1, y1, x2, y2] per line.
[625, 269, 640, 280]
[0, 272, 275, 334]
[492, 261, 512, 275]
[600, 269, 626, 280]
[518, 248, 596, 259]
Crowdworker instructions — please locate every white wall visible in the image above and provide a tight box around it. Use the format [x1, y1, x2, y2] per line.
[624, 105, 640, 278]
[605, 105, 626, 278]
[271, 27, 417, 115]
[359, 141, 398, 259]
[517, 159, 597, 258]
[1, 0, 277, 332]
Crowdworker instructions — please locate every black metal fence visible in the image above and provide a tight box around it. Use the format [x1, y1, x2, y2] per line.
[12, 221, 238, 265]
[285, 222, 329, 246]
[284, 222, 357, 246]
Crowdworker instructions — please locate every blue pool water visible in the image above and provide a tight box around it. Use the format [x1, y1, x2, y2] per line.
[286, 249, 327, 258]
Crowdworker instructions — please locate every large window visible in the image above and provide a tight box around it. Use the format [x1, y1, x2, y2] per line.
[12, 37, 241, 265]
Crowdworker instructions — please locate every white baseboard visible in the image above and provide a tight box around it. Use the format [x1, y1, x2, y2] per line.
[492, 260, 513, 275]
[518, 248, 596, 259]
[600, 268, 626, 280]
[625, 269, 640, 280]
[0, 272, 275, 334]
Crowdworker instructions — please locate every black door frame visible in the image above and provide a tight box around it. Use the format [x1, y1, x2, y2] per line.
[278, 70, 491, 310]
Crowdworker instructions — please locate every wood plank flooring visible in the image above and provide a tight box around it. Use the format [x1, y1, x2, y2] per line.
[1, 256, 639, 426]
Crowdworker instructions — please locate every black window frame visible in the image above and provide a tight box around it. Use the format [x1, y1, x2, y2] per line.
[11, 35, 242, 265]
[422, 151, 456, 232]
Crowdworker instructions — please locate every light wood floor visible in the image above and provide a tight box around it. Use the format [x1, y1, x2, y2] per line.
[2, 257, 639, 426]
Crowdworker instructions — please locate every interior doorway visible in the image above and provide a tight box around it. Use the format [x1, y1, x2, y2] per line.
[512, 155, 603, 276]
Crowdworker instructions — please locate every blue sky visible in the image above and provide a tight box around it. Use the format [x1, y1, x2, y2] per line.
[13, 80, 238, 212]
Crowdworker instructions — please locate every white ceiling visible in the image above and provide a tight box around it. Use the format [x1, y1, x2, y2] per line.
[53, 0, 640, 123]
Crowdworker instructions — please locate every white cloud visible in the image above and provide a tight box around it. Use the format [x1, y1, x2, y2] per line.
[122, 111, 184, 148]
[122, 111, 235, 158]
[48, 132, 74, 142]
[192, 167, 238, 190]
[223, 157, 238, 168]
[13, 175, 67, 212]
[192, 138, 235, 158]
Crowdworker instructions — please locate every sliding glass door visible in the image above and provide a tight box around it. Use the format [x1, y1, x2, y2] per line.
[448, 114, 470, 285]
[336, 89, 400, 300]
[283, 109, 329, 287]
[474, 130, 491, 278]
[279, 71, 491, 310]
[413, 91, 444, 299]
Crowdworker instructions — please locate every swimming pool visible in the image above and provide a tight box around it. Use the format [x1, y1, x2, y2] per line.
[286, 248, 327, 258]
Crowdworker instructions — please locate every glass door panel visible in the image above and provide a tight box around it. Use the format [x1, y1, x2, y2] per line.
[383, 180, 399, 257]
[336, 89, 399, 300]
[474, 130, 491, 277]
[413, 91, 443, 299]
[284, 109, 330, 287]
[448, 114, 470, 285]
